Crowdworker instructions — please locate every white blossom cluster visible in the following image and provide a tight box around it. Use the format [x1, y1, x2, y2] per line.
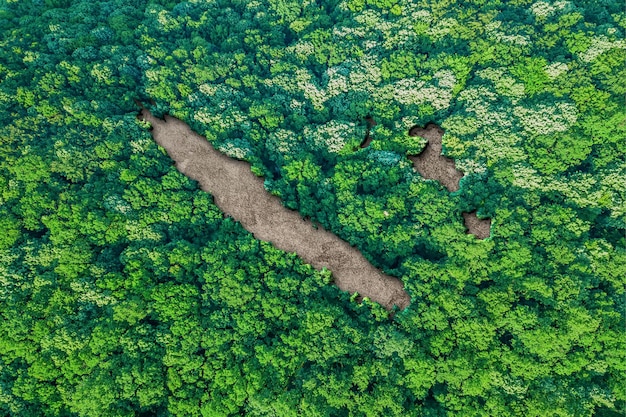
[324, 67, 350, 97]
[285, 69, 328, 110]
[332, 25, 368, 40]
[549, 173, 597, 202]
[194, 108, 219, 125]
[578, 35, 626, 63]
[493, 32, 530, 47]
[101, 117, 125, 133]
[135, 54, 155, 69]
[363, 40, 379, 51]
[378, 73, 455, 110]
[193, 85, 246, 129]
[600, 170, 626, 217]
[301, 82, 328, 110]
[288, 41, 315, 61]
[530, 1, 569, 19]
[468, 128, 525, 168]
[200, 83, 244, 110]
[493, 373, 529, 396]
[381, 78, 426, 105]
[513, 102, 577, 135]
[322, 61, 376, 102]
[41, 328, 85, 355]
[450, 108, 624, 218]
[129, 137, 153, 154]
[512, 163, 543, 189]
[194, 107, 247, 131]
[476, 68, 525, 101]
[266, 129, 296, 155]
[407, 9, 433, 24]
[217, 138, 253, 160]
[485, 21, 529, 46]
[351, 55, 383, 88]
[0, 251, 20, 299]
[304, 120, 356, 153]
[289, 98, 305, 113]
[484, 21, 502, 32]
[458, 85, 499, 107]
[427, 18, 458, 40]
[539, 169, 624, 217]
[264, 74, 299, 94]
[187, 91, 205, 106]
[198, 83, 218, 96]
[421, 86, 453, 110]
[383, 28, 416, 49]
[487, 109, 517, 129]
[245, 1, 262, 10]
[475, 67, 501, 82]
[434, 69, 456, 89]
[269, 54, 384, 114]
[454, 158, 487, 175]
[354, 10, 394, 33]
[458, 86, 515, 129]
[544, 62, 569, 79]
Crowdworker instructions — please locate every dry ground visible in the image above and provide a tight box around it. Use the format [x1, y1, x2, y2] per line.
[140, 110, 410, 310]
[408, 124, 491, 239]
[408, 123, 464, 192]
[462, 212, 491, 240]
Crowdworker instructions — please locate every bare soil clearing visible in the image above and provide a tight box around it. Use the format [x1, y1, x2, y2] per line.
[462, 212, 491, 239]
[139, 110, 410, 310]
[408, 123, 463, 192]
[408, 124, 491, 239]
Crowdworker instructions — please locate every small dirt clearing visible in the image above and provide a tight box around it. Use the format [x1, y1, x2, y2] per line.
[408, 123, 463, 192]
[139, 109, 410, 310]
[408, 123, 491, 239]
[462, 212, 491, 239]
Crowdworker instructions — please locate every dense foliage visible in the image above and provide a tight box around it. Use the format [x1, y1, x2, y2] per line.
[1, 0, 624, 415]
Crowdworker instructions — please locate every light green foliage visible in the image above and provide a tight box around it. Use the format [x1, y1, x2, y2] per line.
[0, 0, 624, 416]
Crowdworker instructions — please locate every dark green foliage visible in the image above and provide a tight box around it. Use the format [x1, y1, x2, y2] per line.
[0, 0, 624, 416]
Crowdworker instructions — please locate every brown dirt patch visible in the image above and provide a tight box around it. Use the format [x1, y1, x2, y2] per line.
[407, 123, 463, 192]
[139, 109, 410, 310]
[462, 212, 491, 240]
[408, 124, 491, 239]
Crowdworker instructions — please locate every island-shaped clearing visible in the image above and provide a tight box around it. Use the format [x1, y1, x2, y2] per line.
[139, 109, 411, 310]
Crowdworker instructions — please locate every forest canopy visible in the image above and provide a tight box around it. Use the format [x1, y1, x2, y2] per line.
[0, 0, 625, 416]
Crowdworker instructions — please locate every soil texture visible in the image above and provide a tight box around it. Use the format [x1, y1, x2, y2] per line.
[462, 212, 491, 240]
[408, 123, 463, 192]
